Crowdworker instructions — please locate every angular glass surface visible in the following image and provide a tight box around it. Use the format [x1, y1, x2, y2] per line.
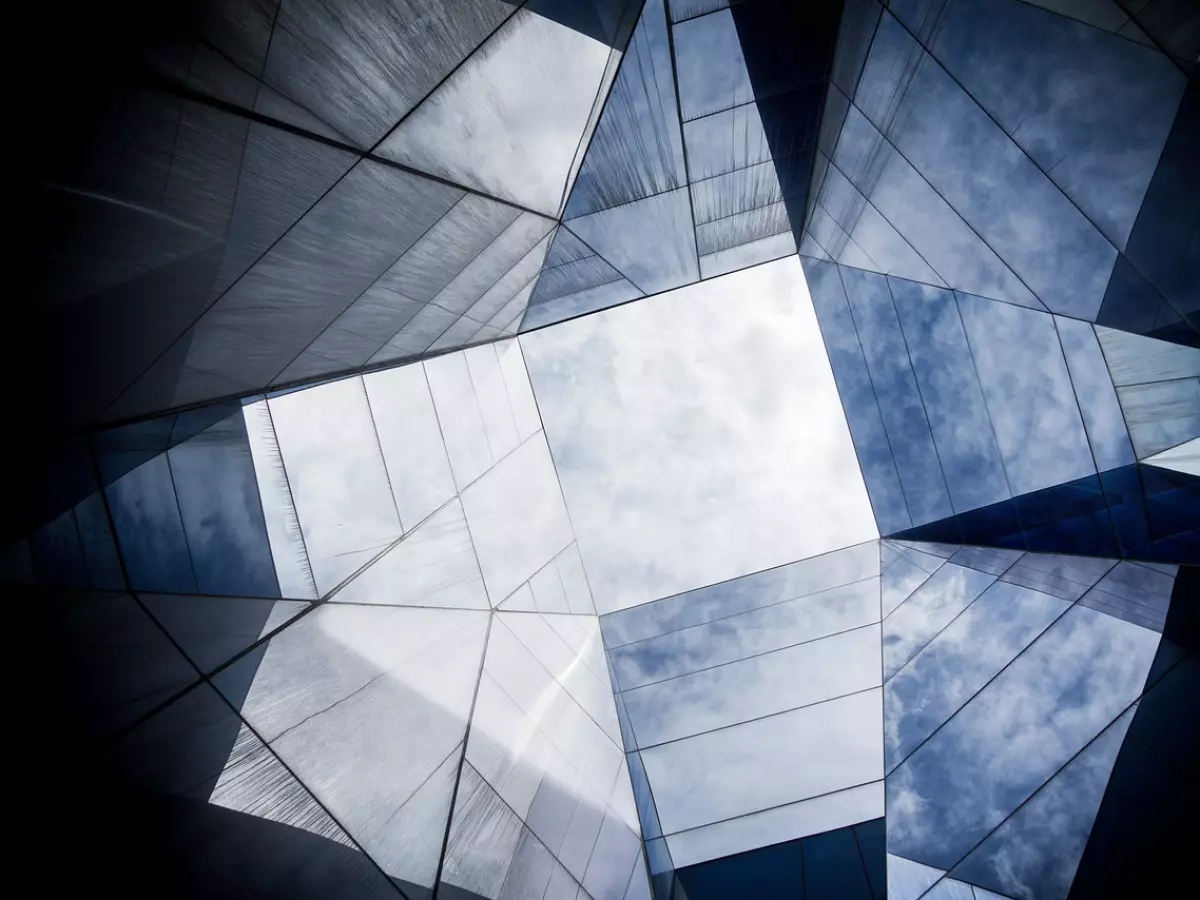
[601, 541, 880, 648]
[666, 783, 884, 870]
[608, 577, 879, 689]
[957, 294, 1094, 495]
[623, 625, 881, 747]
[641, 689, 883, 834]
[109, 682, 401, 899]
[564, 189, 699, 294]
[522, 257, 877, 613]
[889, 278, 1011, 515]
[564, 0, 685, 217]
[140, 594, 308, 675]
[887, 604, 1161, 870]
[805, 258, 911, 534]
[887, 853, 944, 900]
[828, 100, 1041, 311]
[885, 580, 1070, 772]
[840, 266, 953, 525]
[213, 604, 488, 888]
[264, 376, 402, 595]
[883, 563, 998, 680]
[951, 705, 1136, 900]
[898, 0, 1186, 250]
[855, 11, 1117, 319]
[672, 8, 754, 121]
[460, 436, 575, 605]
[328, 500, 488, 610]
[378, 6, 617, 215]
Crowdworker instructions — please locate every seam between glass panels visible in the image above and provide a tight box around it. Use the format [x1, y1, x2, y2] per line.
[908, 654, 1187, 900]
[87, 453, 412, 896]
[818, 150, 948, 289]
[882, 273, 955, 519]
[1049, 318, 1126, 548]
[100, 1, 533, 424]
[603, 569, 881, 651]
[431, 614, 493, 900]
[615, 620, 881, 693]
[630, 684, 881, 753]
[835, 262, 917, 530]
[665, 5, 704, 281]
[826, 79, 1051, 316]
[269, 192, 472, 383]
[884, 6, 1191, 324]
[493, 614, 625, 755]
[658, 777, 885, 842]
[884, 580, 1115, 777]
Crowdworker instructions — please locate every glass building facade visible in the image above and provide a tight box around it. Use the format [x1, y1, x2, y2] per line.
[11, 1, 1197, 898]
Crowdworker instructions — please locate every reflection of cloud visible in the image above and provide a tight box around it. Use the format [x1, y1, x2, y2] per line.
[886, 603, 1160, 870]
[522, 256, 878, 614]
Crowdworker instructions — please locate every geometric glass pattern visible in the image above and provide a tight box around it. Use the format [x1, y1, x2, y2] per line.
[14, 1, 1199, 898]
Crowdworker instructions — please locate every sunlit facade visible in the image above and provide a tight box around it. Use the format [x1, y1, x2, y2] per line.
[12, 1, 1198, 898]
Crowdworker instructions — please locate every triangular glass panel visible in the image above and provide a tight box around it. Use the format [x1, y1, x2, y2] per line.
[951, 705, 1137, 900]
[213, 604, 489, 891]
[565, 190, 699, 295]
[1144, 436, 1200, 476]
[563, 0, 685, 219]
[887, 853, 944, 900]
[886, 599, 1161, 870]
[377, 1, 639, 216]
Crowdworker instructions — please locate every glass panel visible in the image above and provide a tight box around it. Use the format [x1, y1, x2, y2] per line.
[666, 782, 884, 869]
[564, 188, 700, 294]
[623, 625, 881, 747]
[522, 257, 877, 614]
[951, 705, 1136, 900]
[328, 499, 488, 610]
[104, 454, 196, 594]
[672, 8, 754, 120]
[903, 0, 1186, 250]
[41, 591, 199, 737]
[267, 376, 402, 595]
[108, 682, 401, 899]
[840, 266, 953, 525]
[262, 0, 513, 147]
[889, 277, 1011, 515]
[610, 578, 879, 689]
[883, 563, 998, 680]
[601, 541, 880, 649]
[803, 825, 874, 900]
[362, 362, 457, 531]
[641, 689, 883, 834]
[214, 604, 488, 888]
[565, 0, 685, 217]
[886, 604, 1162, 870]
[829, 101, 1042, 312]
[885, 581, 1070, 773]
[815, 161, 945, 285]
[166, 412, 280, 597]
[957, 294, 1094, 495]
[460, 436, 575, 604]
[854, 12, 1117, 320]
[207, 161, 463, 372]
[140, 594, 307, 674]
[377, 6, 616, 215]
[805, 258, 912, 534]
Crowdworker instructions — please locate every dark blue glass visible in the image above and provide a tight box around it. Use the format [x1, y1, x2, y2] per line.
[674, 838, 804, 900]
[805, 258, 910, 533]
[840, 267, 952, 526]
